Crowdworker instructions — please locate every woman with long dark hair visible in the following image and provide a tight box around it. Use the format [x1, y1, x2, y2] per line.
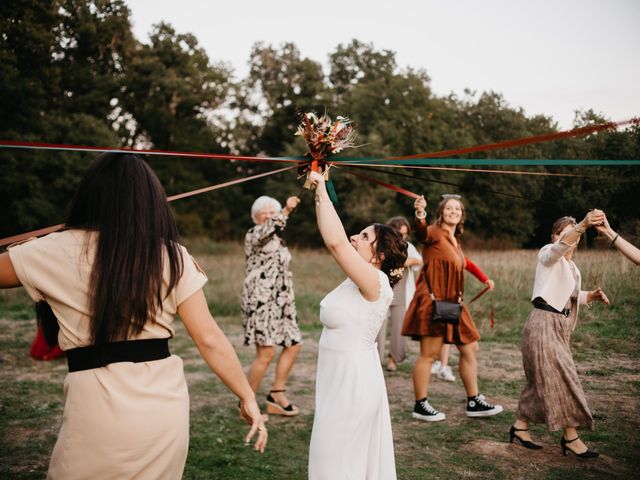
[0, 153, 266, 479]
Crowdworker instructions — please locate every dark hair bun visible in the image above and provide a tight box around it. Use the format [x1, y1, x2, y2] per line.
[373, 224, 408, 287]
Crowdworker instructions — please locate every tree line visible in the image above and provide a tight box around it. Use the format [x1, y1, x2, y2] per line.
[2, 0, 639, 248]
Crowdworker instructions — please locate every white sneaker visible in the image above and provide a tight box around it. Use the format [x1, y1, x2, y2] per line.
[436, 365, 455, 382]
[431, 360, 441, 374]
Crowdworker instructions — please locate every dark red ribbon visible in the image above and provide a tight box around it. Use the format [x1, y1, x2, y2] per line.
[0, 140, 304, 164]
[342, 169, 420, 199]
[0, 165, 297, 247]
[382, 117, 640, 161]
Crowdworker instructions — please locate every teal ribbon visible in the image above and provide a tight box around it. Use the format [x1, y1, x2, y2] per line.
[333, 158, 640, 166]
[275, 156, 639, 166]
[326, 178, 338, 204]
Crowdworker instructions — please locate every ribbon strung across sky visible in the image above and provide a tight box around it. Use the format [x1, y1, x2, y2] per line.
[0, 116, 638, 247]
[0, 165, 297, 247]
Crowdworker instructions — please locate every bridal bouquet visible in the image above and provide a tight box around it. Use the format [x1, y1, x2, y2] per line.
[295, 111, 358, 188]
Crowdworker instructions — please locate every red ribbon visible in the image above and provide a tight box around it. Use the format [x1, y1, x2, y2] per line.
[468, 285, 491, 304]
[0, 140, 303, 164]
[381, 117, 639, 161]
[342, 169, 420, 199]
[0, 165, 297, 247]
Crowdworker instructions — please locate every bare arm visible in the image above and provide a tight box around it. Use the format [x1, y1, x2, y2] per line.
[596, 215, 640, 266]
[308, 172, 380, 301]
[178, 289, 267, 452]
[0, 253, 21, 288]
[405, 257, 423, 267]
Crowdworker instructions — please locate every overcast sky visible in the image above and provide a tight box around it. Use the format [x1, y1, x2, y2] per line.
[127, 0, 640, 129]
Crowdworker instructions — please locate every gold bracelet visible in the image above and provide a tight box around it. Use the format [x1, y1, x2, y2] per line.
[415, 210, 426, 220]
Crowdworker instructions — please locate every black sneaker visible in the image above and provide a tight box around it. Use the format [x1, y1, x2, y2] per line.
[466, 394, 503, 417]
[412, 398, 446, 422]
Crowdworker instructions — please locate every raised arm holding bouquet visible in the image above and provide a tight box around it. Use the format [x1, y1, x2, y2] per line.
[295, 111, 357, 190]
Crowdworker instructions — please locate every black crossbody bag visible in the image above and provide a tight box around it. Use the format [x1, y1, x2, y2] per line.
[423, 250, 464, 324]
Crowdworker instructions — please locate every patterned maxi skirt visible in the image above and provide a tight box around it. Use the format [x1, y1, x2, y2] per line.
[516, 301, 593, 431]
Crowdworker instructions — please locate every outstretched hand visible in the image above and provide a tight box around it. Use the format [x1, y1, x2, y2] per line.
[240, 398, 268, 453]
[594, 213, 613, 236]
[582, 209, 605, 228]
[283, 196, 300, 216]
[587, 287, 610, 306]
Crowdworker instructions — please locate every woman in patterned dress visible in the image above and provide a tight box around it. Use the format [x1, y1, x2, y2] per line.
[241, 195, 303, 416]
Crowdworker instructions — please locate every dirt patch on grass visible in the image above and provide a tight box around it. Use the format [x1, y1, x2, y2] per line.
[466, 440, 625, 479]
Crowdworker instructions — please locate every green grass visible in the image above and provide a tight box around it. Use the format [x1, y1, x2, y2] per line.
[1, 242, 639, 479]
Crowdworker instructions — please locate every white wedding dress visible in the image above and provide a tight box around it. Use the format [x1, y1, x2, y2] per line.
[308, 270, 397, 480]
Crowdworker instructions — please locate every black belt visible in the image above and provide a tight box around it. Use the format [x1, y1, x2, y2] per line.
[67, 338, 170, 372]
[532, 300, 571, 317]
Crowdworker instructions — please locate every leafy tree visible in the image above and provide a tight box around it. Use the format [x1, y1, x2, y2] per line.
[0, 0, 131, 238]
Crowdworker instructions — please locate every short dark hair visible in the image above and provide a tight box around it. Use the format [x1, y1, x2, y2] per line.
[372, 223, 408, 287]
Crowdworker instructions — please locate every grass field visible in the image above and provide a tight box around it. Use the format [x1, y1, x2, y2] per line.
[1, 241, 639, 479]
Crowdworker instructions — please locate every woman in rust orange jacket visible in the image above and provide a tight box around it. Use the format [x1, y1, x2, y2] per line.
[402, 194, 502, 422]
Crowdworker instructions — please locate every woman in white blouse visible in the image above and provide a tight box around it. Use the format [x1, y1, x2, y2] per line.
[378, 216, 423, 372]
[511, 210, 610, 458]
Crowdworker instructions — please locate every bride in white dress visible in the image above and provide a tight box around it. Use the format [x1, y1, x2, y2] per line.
[307, 171, 408, 480]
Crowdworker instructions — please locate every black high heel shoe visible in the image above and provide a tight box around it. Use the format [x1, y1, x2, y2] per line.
[509, 426, 543, 450]
[561, 436, 599, 458]
[266, 389, 299, 416]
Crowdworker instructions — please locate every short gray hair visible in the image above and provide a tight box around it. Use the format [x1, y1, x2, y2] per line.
[251, 195, 282, 223]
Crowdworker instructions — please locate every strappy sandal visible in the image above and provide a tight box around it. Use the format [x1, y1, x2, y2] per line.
[266, 389, 299, 416]
[509, 425, 542, 450]
[561, 436, 599, 458]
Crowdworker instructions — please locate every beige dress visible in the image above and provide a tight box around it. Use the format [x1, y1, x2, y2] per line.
[517, 259, 593, 431]
[8, 230, 207, 479]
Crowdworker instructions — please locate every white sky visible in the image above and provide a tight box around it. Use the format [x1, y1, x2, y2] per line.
[127, 0, 640, 129]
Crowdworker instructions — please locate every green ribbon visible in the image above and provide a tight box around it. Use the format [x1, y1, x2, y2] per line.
[275, 156, 639, 166]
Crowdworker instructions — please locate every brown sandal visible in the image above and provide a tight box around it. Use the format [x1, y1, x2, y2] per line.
[266, 389, 299, 416]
